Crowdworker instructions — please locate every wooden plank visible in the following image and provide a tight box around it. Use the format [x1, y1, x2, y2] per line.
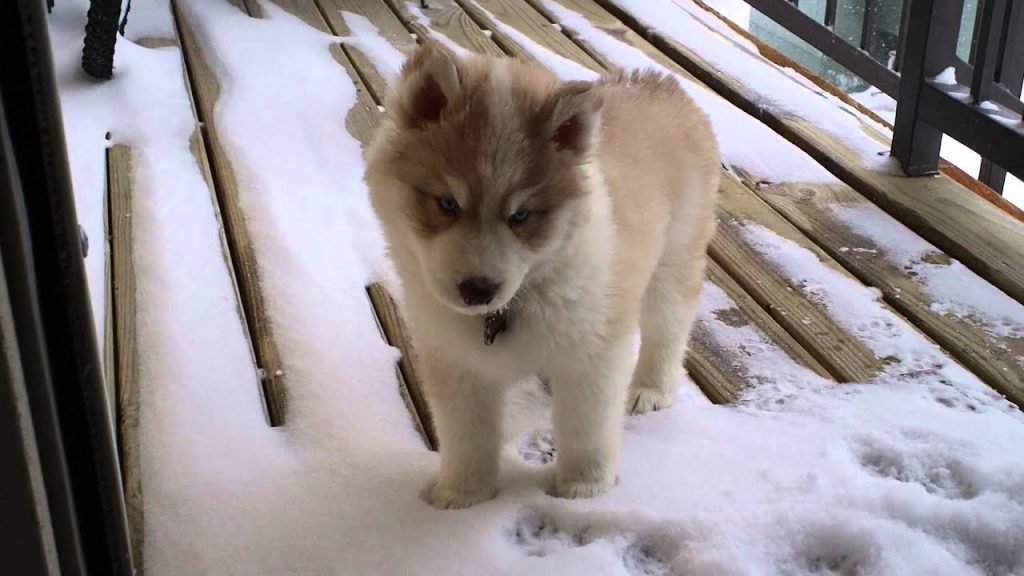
[344, 0, 833, 401]
[748, 179, 1024, 408]
[264, 0, 435, 445]
[366, 285, 437, 447]
[173, 0, 287, 425]
[712, 174, 882, 382]
[107, 144, 143, 572]
[103, 148, 116, 426]
[266, 0, 331, 29]
[707, 261, 833, 395]
[364, 288, 432, 446]
[690, 262, 832, 403]
[294, 0, 434, 444]
[316, 0, 419, 103]
[454, 0, 602, 67]
[525, 0, 682, 73]
[599, 0, 1024, 305]
[257, 1, 381, 142]
[384, 0, 507, 57]
[177, 0, 432, 440]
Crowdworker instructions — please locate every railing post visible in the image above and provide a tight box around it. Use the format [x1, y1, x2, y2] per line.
[978, 0, 1024, 193]
[973, 0, 1008, 191]
[891, 0, 965, 176]
[825, 0, 838, 29]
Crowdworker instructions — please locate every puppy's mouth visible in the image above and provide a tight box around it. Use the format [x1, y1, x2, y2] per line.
[444, 296, 513, 317]
[435, 295, 514, 346]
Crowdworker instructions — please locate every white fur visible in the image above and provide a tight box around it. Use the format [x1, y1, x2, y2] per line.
[365, 47, 720, 509]
[394, 162, 629, 507]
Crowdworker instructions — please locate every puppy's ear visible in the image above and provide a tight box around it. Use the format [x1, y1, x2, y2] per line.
[539, 81, 602, 155]
[391, 41, 463, 128]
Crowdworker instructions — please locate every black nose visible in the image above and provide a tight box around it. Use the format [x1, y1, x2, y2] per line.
[458, 277, 499, 306]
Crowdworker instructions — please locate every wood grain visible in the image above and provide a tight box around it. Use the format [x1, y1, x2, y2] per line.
[367, 284, 437, 447]
[526, 0, 678, 72]
[712, 174, 881, 382]
[385, 0, 507, 57]
[106, 144, 143, 573]
[174, 0, 286, 424]
[598, 0, 1024, 305]
[703, 261, 833, 397]
[750, 180, 1024, 408]
[318, 0, 418, 103]
[455, 0, 602, 67]
[266, 0, 436, 446]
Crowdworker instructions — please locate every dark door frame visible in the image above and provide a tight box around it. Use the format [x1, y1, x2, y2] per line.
[0, 1, 134, 574]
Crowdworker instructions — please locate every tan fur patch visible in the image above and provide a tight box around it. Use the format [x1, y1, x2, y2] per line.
[376, 45, 597, 249]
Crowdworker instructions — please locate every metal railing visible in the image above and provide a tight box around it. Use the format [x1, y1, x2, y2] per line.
[744, 0, 1024, 193]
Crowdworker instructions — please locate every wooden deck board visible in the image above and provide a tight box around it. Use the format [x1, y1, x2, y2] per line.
[174, 0, 287, 425]
[318, 0, 419, 104]
[455, 0, 602, 68]
[173, 0, 430, 444]
[713, 174, 882, 382]
[367, 285, 437, 447]
[749, 180, 1024, 408]
[255, 0, 436, 446]
[702, 262, 832, 394]
[599, 0, 1024, 306]
[527, 0, 684, 74]
[106, 144, 143, 571]
[353, 0, 835, 401]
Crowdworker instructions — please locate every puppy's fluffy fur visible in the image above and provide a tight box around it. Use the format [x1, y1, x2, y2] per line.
[365, 42, 720, 509]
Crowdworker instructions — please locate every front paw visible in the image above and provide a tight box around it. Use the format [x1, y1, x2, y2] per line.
[628, 387, 675, 415]
[424, 481, 496, 510]
[555, 475, 615, 499]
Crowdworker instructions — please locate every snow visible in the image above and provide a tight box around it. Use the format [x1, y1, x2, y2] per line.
[47, 0, 191, 375]
[465, 0, 597, 83]
[541, 0, 836, 183]
[119, 0, 176, 41]
[829, 204, 1024, 342]
[930, 66, 958, 86]
[48, 1, 1024, 575]
[742, 222, 1020, 379]
[610, 0, 892, 165]
[338, 11, 407, 82]
[405, 2, 472, 58]
[677, 0, 752, 32]
[850, 89, 1024, 209]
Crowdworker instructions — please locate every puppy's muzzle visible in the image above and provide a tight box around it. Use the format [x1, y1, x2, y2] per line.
[458, 277, 500, 306]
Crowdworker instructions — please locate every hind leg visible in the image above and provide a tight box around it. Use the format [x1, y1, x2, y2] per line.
[628, 253, 705, 414]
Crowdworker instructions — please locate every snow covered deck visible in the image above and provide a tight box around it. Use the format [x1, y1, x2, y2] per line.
[49, 0, 1024, 573]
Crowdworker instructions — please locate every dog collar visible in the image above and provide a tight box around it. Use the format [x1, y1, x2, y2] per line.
[483, 308, 509, 346]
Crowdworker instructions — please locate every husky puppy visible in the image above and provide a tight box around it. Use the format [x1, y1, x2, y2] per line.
[365, 42, 719, 509]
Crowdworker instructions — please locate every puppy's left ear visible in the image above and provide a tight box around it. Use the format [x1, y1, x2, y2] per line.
[539, 81, 602, 155]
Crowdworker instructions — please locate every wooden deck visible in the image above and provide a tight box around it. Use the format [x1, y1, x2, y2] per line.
[106, 0, 1024, 566]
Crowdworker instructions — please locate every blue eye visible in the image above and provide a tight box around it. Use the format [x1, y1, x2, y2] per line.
[437, 196, 460, 214]
[508, 208, 530, 226]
